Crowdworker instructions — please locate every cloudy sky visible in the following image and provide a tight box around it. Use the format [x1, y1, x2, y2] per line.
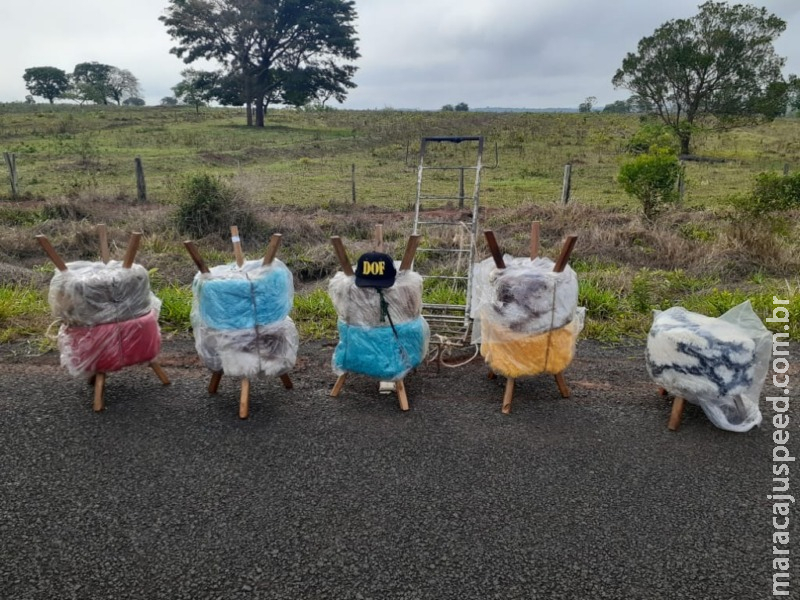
[2, 0, 799, 110]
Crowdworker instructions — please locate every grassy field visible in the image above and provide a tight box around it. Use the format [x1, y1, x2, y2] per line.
[1, 103, 798, 347]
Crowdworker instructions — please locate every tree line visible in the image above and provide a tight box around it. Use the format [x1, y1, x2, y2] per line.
[23, 63, 142, 106]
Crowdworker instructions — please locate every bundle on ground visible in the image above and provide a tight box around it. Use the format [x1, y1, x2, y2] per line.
[48, 260, 163, 377]
[646, 301, 771, 432]
[49, 261, 155, 326]
[191, 259, 298, 378]
[472, 255, 582, 378]
[328, 268, 429, 381]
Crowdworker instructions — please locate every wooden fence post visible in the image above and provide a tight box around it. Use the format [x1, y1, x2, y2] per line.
[135, 157, 147, 204]
[351, 163, 356, 204]
[4, 152, 19, 197]
[784, 163, 790, 176]
[560, 164, 572, 205]
[678, 160, 686, 203]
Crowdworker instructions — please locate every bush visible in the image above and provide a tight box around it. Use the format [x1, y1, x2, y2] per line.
[732, 171, 800, 217]
[625, 123, 679, 155]
[174, 173, 237, 239]
[618, 149, 683, 221]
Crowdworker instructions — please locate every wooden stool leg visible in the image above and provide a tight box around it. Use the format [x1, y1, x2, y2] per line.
[487, 369, 497, 380]
[150, 362, 171, 385]
[208, 371, 223, 394]
[396, 380, 409, 411]
[239, 378, 250, 420]
[554, 373, 570, 398]
[93, 373, 106, 412]
[331, 373, 347, 397]
[279, 374, 293, 389]
[658, 387, 668, 396]
[668, 396, 686, 431]
[502, 377, 515, 414]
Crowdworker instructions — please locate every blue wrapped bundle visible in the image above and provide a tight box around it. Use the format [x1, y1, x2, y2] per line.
[332, 317, 430, 381]
[192, 259, 293, 330]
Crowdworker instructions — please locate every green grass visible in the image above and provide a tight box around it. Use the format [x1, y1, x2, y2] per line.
[3, 103, 799, 210]
[293, 288, 337, 339]
[0, 285, 50, 343]
[154, 283, 193, 333]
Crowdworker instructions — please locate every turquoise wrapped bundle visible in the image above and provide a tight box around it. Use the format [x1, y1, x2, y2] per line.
[332, 317, 430, 381]
[192, 259, 293, 330]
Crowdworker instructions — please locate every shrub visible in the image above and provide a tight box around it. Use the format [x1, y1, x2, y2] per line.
[174, 173, 236, 239]
[731, 171, 800, 217]
[626, 123, 679, 155]
[618, 148, 683, 221]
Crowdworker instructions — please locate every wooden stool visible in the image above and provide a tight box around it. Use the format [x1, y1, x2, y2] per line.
[185, 229, 293, 419]
[37, 228, 171, 412]
[328, 232, 421, 411]
[483, 223, 578, 414]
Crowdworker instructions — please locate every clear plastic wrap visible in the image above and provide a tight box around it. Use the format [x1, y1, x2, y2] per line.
[472, 255, 582, 377]
[193, 317, 299, 378]
[192, 259, 294, 330]
[471, 255, 579, 342]
[328, 269, 429, 380]
[328, 266, 422, 326]
[332, 317, 430, 381]
[646, 301, 771, 432]
[58, 309, 162, 377]
[191, 259, 298, 378]
[480, 309, 585, 378]
[49, 260, 155, 326]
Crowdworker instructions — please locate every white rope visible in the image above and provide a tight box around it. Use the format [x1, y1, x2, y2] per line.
[426, 333, 480, 368]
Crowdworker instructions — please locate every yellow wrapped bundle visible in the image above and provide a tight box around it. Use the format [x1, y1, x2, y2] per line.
[480, 315, 582, 378]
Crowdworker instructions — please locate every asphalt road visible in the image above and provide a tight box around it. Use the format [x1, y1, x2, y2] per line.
[0, 339, 796, 600]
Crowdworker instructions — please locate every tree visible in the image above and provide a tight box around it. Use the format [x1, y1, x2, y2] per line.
[454, 102, 469, 112]
[123, 97, 146, 106]
[23, 67, 70, 103]
[603, 95, 654, 114]
[161, 96, 179, 106]
[173, 69, 215, 113]
[578, 96, 596, 113]
[441, 104, 454, 112]
[107, 68, 141, 105]
[613, 1, 792, 155]
[72, 62, 114, 104]
[161, 0, 360, 127]
[602, 100, 631, 114]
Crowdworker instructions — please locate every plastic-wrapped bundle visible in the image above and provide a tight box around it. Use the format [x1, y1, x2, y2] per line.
[49, 260, 154, 326]
[193, 317, 299, 379]
[332, 317, 430, 381]
[58, 309, 162, 377]
[328, 267, 422, 326]
[471, 256, 578, 339]
[192, 259, 293, 330]
[646, 301, 771, 432]
[191, 258, 297, 378]
[481, 309, 584, 378]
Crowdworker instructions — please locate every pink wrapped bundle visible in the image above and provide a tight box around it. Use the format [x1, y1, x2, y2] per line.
[58, 309, 161, 377]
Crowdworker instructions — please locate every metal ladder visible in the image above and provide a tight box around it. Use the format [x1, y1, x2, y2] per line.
[409, 136, 489, 342]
